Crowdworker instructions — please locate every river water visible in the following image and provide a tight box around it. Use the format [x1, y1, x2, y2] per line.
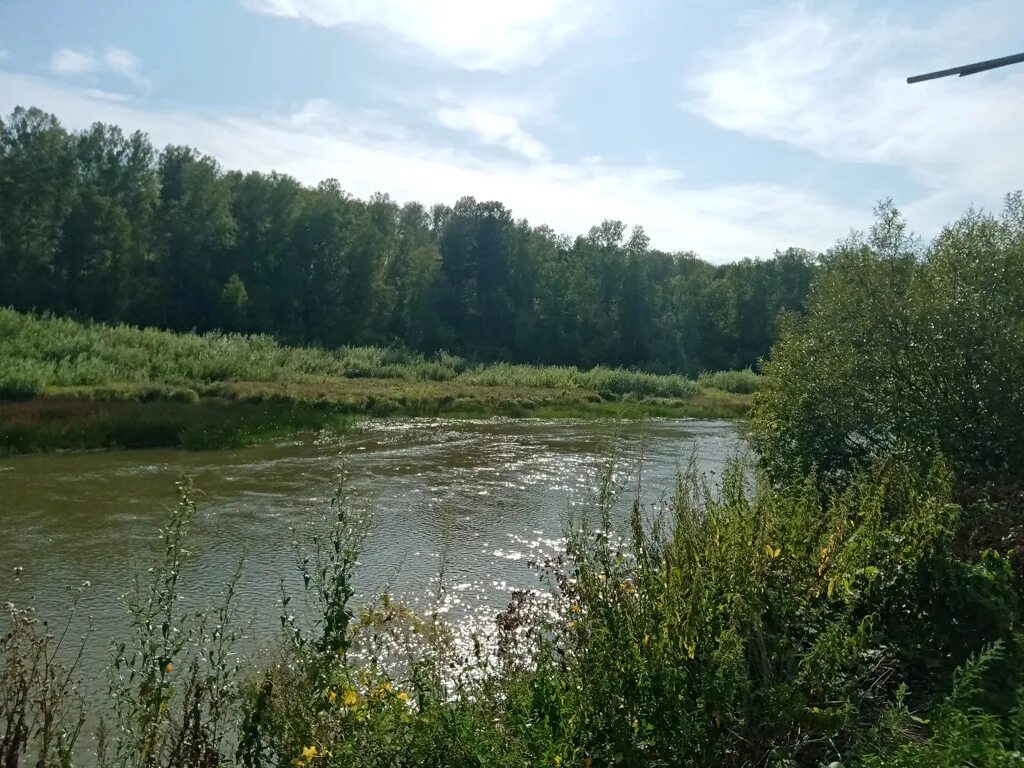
[0, 417, 743, 690]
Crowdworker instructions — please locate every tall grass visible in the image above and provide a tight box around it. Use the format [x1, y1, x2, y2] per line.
[0, 309, 701, 400]
[697, 368, 763, 394]
[2, 457, 1020, 767]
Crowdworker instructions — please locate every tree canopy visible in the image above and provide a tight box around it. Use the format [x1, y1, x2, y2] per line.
[0, 107, 815, 375]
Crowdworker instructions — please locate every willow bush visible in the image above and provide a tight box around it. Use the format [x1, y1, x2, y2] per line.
[750, 195, 1024, 495]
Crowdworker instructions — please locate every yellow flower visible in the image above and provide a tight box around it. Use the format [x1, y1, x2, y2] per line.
[342, 687, 359, 708]
[397, 691, 410, 703]
[325, 688, 337, 704]
[298, 745, 318, 764]
[164, 662, 174, 674]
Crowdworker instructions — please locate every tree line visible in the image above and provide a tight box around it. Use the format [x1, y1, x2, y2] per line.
[0, 107, 815, 374]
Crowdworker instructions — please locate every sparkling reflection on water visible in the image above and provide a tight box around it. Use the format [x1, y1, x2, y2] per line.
[0, 417, 744, 691]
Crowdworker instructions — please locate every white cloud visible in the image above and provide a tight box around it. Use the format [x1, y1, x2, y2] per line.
[51, 48, 98, 76]
[435, 100, 547, 161]
[241, 0, 606, 70]
[103, 47, 147, 87]
[0, 72, 869, 262]
[685, 2, 1024, 230]
[49, 46, 148, 87]
[81, 88, 135, 103]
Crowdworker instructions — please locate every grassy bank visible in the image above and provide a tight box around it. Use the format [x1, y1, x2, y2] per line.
[0, 309, 755, 454]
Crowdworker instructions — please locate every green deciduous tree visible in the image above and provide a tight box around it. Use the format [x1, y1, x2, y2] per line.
[751, 197, 1024, 495]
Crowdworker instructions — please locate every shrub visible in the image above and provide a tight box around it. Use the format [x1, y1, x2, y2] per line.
[750, 196, 1024, 494]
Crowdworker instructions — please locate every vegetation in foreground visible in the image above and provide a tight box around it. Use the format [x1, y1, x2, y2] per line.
[750, 195, 1024, 501]
[0, 309, 754, 454]
[3, 453, 1021, 768]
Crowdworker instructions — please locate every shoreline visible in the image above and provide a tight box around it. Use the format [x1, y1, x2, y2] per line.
[0, 382, 751, 455]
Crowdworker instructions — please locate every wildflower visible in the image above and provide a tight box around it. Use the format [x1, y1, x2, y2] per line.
[295, 745, 318, 765]
[397, 691, 410, 703]
[164, 662, 174, 674]
[324, 688, 337, 704]
[342, 687, 359, 708]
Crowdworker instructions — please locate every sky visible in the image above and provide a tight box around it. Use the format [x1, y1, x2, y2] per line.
[0, 0, 1022, 263]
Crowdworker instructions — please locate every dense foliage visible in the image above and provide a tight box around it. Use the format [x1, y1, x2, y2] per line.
[750, 197, 1024, 496]
[0, 107, 814, 374]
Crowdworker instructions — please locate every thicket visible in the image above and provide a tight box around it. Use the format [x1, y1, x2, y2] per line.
[0, 107, 814, 375]
[750, 196, 1024, 497]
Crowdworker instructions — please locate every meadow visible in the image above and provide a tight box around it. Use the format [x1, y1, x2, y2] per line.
[0, 309, 754, 453]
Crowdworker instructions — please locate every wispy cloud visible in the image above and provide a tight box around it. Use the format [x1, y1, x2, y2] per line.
[240, 0, 608, 70]
[0, 72, 866, 262]
[50, 46, 148, 88]
[684, 2, 1024, 227]
[51, 48, 97, 76]
[435, 97, 548, 161]
[103, 47, 146, 87]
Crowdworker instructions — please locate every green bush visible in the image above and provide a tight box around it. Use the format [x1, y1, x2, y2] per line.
[750, 196, 1024, 493]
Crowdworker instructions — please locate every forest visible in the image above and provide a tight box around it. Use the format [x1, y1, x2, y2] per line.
[0, 107, 814, 375]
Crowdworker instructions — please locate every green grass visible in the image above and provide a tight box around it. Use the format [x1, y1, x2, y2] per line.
[0, 309, 700, 398]
[0, 398, 354, 454]
[697, 367, 763, 394]
[0, 309, 751, 453]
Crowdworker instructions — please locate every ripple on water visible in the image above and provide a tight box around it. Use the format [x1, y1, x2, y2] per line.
[0, 417, 744, 687]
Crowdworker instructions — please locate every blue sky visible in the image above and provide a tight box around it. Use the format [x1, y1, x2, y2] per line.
[1, 0, 1022, 262]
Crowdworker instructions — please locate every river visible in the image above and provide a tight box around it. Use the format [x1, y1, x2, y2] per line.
[0, 417, 743, 691]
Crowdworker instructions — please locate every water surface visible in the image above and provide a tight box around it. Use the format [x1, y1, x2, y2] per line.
[0, 417, 743, 688]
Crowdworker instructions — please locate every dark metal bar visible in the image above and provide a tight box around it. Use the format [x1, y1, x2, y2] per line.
[907, 51, 1024, 83]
